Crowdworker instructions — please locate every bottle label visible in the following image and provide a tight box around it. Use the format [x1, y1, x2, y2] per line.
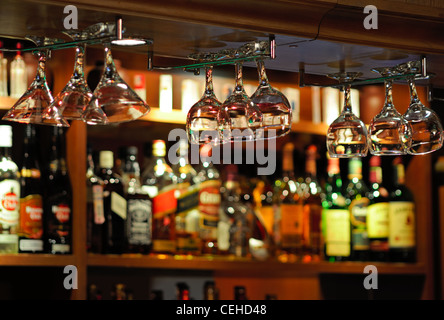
[217, 219, 231, 251]
[111, 192, 127, 220]
[19, 239, 43, 252]
[92, 185, 105, 224]
[20, 168, 41, 178]
[176, 184, 200, 252]
[349, 197, 370, 250]
[389, 201, 415, 248]
[51, 243, 70, 254]
[152, 187, 177, 253]
[280, 203, 303, 248]
[127, 198, 152, 245]
[142, 185, 158, 198]
[256, 206, 274, 236]
[324, 209, 350, 257]
[52, 204, 71, 224]
[19, 194, 43, 239]
[198, 180, 221, 229]
[302, 204, 322, 249]
[0, 180, 20, 227]
[153, 187, 177, 217]
[367, 202, 389, 238]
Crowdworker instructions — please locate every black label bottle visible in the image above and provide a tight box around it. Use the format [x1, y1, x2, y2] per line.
[388, 157, 416, 262]
[367, 155, 390, 261]
[44, 127, 72, 254]
[122, 146, 152, 254]
[345, 157, 370, 261]
[97, 150, 126, 254]
[19, 124, 44, 253]
[0, 125, 20, 253]
[322, 155, 350, 262]
[86, 146, 105, 253]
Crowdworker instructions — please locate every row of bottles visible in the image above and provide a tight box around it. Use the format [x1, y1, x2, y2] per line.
[0, 124, 72, 254]
[0, 42, 28, 98]
[86, 138, 415, 263]
[88, 281, 275, 300]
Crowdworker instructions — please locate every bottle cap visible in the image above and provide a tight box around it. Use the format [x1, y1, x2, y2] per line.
[99, 150, 114, 169]
[369, 155, 381, 167]
[0, 125, 13, 147]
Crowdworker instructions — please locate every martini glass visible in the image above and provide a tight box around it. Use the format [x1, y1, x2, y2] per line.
[82, 43, 149, 125]
[397, 61, 443, 154]
[2, 37, 69, 127]
[326, 72, 368, 157]
[368, 67, 412, 155]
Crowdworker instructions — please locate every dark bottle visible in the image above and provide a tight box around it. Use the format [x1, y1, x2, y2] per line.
[149, 290, 164, 300]
[345, 157, 370, 261]
[322, 155, 350, 262]
[111, 283, 128, 300]
[88, 284, 103, 300]
[18, 124, 44, 253]
[176, 282, 190, 300]
[367, 155, 390, 262]
[203, 281, 219, 300]
[234, 286, 248, 300]
[122, 146, 152, 254]
[388, 157, 416, 263]
[97, 150, 126, 254]
[86, 146, 105, 253]
[44, 127, 72, 254]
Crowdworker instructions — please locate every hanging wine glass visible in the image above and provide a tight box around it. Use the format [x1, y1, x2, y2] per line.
[186, 53, 230, 145]
[2, 37, 69, 127]
[250, 58, 292, 139]
[368, 67, 412, 155]
[326, 72, 368, 158]
[82, 43, 149, 125]
[46, 29, 92, 121]
[221, 60, 263, 142]
[397, 61, 443, 155]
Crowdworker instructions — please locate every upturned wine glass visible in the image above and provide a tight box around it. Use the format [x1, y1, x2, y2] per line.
[326, 72, 368, 158]
[47, 29, 92, 121]
[221, 61, 263, 142]
[250, 58, 292, 139]
[368, 67, 412, 155]
[186, 53, 230, 145]
[397, 61, 443, 154]
[2, 37, 69, 127]
[82, 43, 149, 125]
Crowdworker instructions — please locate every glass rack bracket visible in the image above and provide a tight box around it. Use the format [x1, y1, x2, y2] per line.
[298, 57, 433, 88]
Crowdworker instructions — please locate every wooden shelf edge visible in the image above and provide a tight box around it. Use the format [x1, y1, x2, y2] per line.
[87, 254, 426, 276]
[0, 254, 76, 267]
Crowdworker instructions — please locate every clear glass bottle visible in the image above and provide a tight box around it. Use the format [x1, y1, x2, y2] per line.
[141, 140, 177, 254]
[0, 125, 20, 253]
[10, 42, 27, 98]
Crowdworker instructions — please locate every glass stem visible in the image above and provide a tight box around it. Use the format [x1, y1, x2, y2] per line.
[342, 84, 353, 114]
[256, 59, 269, 87]
[407, 78, 421, 105]
[204, 66, 214, 96]
[384, 79, 395, 110]
[35, 50, 48, 84]
[72, 44, 86, 80]
[234, 62, 244, 93]
[103, 44, 117, 79]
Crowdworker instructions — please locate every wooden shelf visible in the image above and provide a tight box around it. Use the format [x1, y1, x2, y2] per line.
[87, 254, 425, 277]
[0, 254, 76, 267]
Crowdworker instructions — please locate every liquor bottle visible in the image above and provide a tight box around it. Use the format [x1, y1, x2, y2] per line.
[203, 281, 219, 300]
[388, 157, 416, 263]
[0, 125, 20, 253]
[87, 284, 103, 300]
[172, 140, 200, 255]
[222, 165, 251, 258]
[97, 150, 126, 254]
[345, 157, 370, 261]
[86, 146, 105, 253]
[141, 140, 177, 254]
[234, 286, 248, 300]
[0, 41, 7, 97]
[176, 282, 190, 300]
[10, 42, 27, 98]
[301, 145, 324, 262]
[197, 144, 221, 256]
[122, 146, 152, 254]
[367, 155, 390, 262]
[111, 283, 128, 300]
[44, 127, 72, 254]
[149, 290, 164, 300]
[276, 142, 303, 262]
[18, 124, 44, 253]
[322, 155, 350, 262]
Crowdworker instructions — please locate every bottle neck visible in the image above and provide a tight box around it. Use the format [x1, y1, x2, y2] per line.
[394, 164, 406, 185]
[0, 147, 11, 159]
[348, 160, 362, 180]
[282, 150, 294, 174]
[306, 156, 317, 178]
[369, 166, 382, 184]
